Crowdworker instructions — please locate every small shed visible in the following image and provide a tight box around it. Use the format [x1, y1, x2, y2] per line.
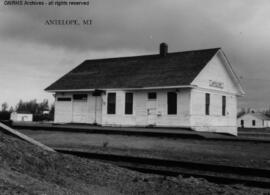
[10, 112, 33, 122]
[237, 113, 270, 128]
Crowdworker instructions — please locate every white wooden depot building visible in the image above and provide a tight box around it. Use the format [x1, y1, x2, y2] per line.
[46, 43, 244, 135]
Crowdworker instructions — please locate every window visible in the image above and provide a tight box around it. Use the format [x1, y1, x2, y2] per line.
[57, 97, 71, 101]
[241, 120, 244, 127]
[205, 93, 210, 115]
[125, 93, 133, 115]
[148, 92, 157, 100]
[222, 96, 226, 116]
[92, 90, 103, 96]
[73, 94, 88, 100]
[252, 120, 256, 126]
[107, 93, 116, 114]
[167, 92, 177, 115]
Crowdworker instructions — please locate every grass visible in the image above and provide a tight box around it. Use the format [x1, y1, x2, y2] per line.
[18, 129, 270, 169]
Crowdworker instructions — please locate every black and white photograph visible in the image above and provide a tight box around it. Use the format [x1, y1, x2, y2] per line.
[0, 0, 270, 194]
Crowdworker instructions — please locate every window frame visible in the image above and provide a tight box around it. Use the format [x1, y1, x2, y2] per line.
[107, 93, 116, 114]
[73, 94, 88, 101]
[167, 92, 177, 115]
[205, 93, 210, 115]
[252, 120, 256, 126]
[57, 97, 72, 102]
[241, 120, 244, 127]
[148, 92, 157, 100]
[125, 92, 133, 115]
[222, 95, 226, 116]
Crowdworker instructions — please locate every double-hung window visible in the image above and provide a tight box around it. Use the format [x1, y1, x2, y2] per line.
[205, 93, 210, 115]
[222, 96, 226, 116]
[107, 93, 116, 114]
[125, 93, 133, 115]
[168, 92, 177, 115]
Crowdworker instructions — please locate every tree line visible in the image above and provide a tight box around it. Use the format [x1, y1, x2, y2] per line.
[0, 99, 54, 121]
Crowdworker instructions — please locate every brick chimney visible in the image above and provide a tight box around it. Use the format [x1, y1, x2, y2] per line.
[160, 42, 168, 57]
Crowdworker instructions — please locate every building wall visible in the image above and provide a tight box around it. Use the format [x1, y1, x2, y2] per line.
[264, 120, 270, 128]
[54, 92, 102, 124]
[190, 53, 239, 135]
[54, 88, 238, 135]
[190, 89, 237, 135]
[191, 54, 239, 94]
[237, 114, 265, 128]
[101, 91, 137, 126]
[155, 89, 190, 127]
[101, 89, 191, 127]
[10, 113, 33, 122]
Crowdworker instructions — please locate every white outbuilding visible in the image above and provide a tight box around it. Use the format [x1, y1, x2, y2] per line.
[10, 112, 33, 122]
[45, 43, 244, 135]
[237, 112, 270, 128]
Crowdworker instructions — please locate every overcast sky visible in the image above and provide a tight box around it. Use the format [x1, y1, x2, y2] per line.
[0, 0, 270, 110]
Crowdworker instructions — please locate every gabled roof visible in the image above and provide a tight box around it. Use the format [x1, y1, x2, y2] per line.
[45, 48, 220, 91]
[238, 113, 270, 121]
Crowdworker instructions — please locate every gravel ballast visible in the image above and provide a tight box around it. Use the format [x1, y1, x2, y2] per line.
[0, 131, 269, 194]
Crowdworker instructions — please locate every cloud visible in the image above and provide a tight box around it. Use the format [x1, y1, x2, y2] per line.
[0, 0, 270, 108]
[0, 0, 247, 51]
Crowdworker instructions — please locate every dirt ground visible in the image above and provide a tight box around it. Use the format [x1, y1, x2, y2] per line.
[238, 128, 270, 133]
[1, 130, 270, 194]
[238, 128, 270, 139]
[18, 130, 270, 169]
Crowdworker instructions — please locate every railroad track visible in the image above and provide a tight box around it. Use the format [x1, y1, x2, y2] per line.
[55, 148, 270, 189]
[13, 124, 270, 143]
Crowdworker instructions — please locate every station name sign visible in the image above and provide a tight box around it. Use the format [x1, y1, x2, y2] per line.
[209, 80, 224, 89]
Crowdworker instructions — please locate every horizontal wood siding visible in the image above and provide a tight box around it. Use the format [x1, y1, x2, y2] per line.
[190, 89, 237, 135]
[191, 54, 239, 94]
[55, 93, 73, 123]
[102, 89, 191, 127]
[155, 90, 190, 127]
[54, 92, 102, 124]
[102, 91, 137, 126]
[237, 114, 266, 128]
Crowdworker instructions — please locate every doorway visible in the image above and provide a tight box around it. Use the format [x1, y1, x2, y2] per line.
[72, 94, 88, 123]
[241, 120, 244, 128]
[147, 92, 157, 126]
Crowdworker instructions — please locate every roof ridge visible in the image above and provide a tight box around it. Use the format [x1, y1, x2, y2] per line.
[83, 48, 221, 62]
[245, 112, 270, 120]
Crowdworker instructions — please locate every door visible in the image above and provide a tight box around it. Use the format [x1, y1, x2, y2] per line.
[72, 94, 88, 123]
[241, 120, 244, 128]
[147, 100, 157, 126]
[55, 97, 72, 123]
[73, 101, 88, 123]
[94, 96, 102, 124]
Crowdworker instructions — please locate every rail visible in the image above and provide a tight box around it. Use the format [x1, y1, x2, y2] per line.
[55, 148, 270, 189]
